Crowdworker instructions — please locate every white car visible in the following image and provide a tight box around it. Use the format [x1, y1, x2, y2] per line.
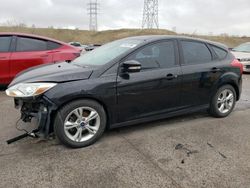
[231, 42, 250, 73]
[68, 42, 87, 53]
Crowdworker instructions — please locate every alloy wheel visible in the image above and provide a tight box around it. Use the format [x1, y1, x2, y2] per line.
[64, 107, 100, 142]
[217, 89, 234, 114]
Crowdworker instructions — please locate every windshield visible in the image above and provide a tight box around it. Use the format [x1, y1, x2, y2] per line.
[232, 43, 250, 53]
[72, 38, 143, 66]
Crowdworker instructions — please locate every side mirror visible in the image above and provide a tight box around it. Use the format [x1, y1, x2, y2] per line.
[122, 60, 141, 73]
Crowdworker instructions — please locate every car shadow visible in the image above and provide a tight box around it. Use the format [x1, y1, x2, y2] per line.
[0, 85, 7, 91]
[108, 110, 209, 135]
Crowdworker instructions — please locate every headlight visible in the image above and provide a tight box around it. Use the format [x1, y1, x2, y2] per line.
[240, 58, 250, 62]
[6, 83, 57, 98]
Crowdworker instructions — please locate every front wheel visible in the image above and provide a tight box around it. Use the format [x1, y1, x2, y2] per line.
[54, 99, 106, 148]
[209, 85, 236, 118]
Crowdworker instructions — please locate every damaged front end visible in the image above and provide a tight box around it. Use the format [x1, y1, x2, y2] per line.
[7, 96, 57, 144]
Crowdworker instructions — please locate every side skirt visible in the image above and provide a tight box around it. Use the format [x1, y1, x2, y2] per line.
[110, 104, 209, 129]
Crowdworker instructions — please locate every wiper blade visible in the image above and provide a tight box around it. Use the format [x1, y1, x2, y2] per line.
[72, 63, 90, 68]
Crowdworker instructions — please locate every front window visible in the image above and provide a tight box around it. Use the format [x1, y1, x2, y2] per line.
[232, 43, 250, 53]
[125, 41, 176, 70]
[72, 39, 144, 66]
[0, 36, 12, 52]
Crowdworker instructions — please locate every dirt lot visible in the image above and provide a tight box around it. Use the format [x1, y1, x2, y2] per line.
[0, 75, 250, 188]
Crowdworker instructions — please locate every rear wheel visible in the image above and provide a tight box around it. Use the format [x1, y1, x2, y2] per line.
[54, 99, 106, 148]
[209, 85, 236, 118]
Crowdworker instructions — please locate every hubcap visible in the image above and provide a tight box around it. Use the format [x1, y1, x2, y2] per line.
[217, 89, 234, 114]
[64, 107, 100, 142]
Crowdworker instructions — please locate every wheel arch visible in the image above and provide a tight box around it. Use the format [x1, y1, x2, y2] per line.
[214, 75, 240, 101]
[49, 96, 111, 133]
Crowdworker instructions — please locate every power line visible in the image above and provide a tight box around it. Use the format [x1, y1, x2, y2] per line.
[142, 0, 159, 29]
[87, 0, 98, 31]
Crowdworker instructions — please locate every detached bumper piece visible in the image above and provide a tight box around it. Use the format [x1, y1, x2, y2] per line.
[6, 96, 57, 144]
[6, 129, 39, 144]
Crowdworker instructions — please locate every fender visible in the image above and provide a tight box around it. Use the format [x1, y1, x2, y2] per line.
[44, 78, 117, 127]
[210, 71, 241, 101]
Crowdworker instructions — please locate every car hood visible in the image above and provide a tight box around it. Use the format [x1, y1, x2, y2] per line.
[231, 51, 250, 60]
[9, 62, 94, 87]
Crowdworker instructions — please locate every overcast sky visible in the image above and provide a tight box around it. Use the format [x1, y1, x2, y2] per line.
[0, 0, 250, 36]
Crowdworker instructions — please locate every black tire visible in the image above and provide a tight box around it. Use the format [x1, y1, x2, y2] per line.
[209, 85, 236, 118]
[54, 99, 106, 148]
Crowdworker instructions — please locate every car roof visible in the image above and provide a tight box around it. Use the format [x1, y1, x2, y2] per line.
[0, 32, 70, 46]
[239, 42, 250, 45]
[126, 35, 228, 49]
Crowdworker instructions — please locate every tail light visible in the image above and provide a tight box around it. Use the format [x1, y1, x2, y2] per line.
[73, 52, 81, 58]
[231, 59, 243, 74]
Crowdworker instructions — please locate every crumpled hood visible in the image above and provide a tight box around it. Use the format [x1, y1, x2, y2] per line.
[9, 62, 93, 87]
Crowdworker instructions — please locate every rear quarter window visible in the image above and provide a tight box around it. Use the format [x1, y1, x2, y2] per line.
[47, 41, 62, 50]
[211, 45, 228, 59]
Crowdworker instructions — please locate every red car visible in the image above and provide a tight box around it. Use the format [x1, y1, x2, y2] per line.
[0, 33, 81, 85]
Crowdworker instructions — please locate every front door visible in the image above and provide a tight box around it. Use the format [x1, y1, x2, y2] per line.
[0, 36, 12, 84]
[117, 40, 182, 123]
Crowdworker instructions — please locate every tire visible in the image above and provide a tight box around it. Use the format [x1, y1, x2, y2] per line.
[209, 85, 236, 118]
[54, 99, 106, 148]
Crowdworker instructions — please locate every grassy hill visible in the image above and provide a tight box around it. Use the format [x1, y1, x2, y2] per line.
[0, 26, 249, 47]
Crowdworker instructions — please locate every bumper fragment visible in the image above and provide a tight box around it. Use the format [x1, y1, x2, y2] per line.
[15, 96, 57, 138]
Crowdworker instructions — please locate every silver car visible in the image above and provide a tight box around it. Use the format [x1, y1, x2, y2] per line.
[231, 42, 250, 73]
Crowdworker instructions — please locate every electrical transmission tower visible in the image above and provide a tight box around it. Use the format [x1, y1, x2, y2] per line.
[142, 0, 159, 29]
[87, 0, 98, 31]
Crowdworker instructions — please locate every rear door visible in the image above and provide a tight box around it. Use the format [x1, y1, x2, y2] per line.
[10, 36, 53, 80]
[116, 40, 182, 123]
[179, 40, 223, 107]
[47, 41, 63, 62]
[0, 35, 12, 84]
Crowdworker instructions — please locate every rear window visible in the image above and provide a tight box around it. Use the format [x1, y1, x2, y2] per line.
[16, 37, 47, 52]
[0, 36, 12, 52]
[181, 41, 212, 65]
[211, 45, 227, 59]
[47, 41, 61, 50]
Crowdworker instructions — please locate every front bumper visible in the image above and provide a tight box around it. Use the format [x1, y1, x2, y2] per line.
[241, 61, 250, 72]
[14, 96, 57, 138]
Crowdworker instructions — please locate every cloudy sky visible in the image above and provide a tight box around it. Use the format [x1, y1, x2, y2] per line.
[0, 0, 250, 36]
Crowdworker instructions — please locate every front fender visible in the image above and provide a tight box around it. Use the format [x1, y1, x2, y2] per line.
[44, 77, 117, 125]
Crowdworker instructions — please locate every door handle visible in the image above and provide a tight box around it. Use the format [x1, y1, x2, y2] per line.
[0, 56, 7, 59]
[166, 73, 178, 80]
[211, 67, 221, 73]
[40, 55, 49, 58]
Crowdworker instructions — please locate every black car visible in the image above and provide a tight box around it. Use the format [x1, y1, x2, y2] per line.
[6, 36, 243, 148]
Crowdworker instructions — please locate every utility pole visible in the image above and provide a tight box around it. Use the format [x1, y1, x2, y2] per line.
[142, 0, 159, 29]
[87, 0, 98, 31]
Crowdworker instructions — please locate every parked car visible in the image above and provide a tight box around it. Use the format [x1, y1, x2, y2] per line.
[69, 42, 89, 54]
[85, 44, 102, 51]
[231, 42, 250, 72]
[6, 36, 243, 148]
[68, 42, 82, 47]
[0, 33, 81, 85]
